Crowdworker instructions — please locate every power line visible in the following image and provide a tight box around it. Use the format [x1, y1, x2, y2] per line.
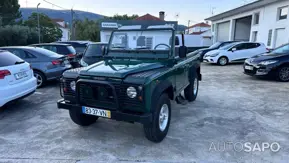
[43, 0, 68, 10]
[42, 0, 75, 40]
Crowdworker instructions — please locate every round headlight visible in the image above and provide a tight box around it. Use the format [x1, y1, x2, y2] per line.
[70, 81, 76, 91]
[127, 87, 137, 98]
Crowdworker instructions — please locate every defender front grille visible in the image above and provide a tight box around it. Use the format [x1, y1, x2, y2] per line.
[77, 81, 143, 111]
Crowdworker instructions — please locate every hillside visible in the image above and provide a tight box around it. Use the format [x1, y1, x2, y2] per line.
[20, 8, 104, 22]
[20, 8, 186, 31]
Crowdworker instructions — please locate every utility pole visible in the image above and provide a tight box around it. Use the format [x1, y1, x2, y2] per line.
[37, 3, 41, 43]
[187, 20, 191, 34]
[70, 9, 74, 40]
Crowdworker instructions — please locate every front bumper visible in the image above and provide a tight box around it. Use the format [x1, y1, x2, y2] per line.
[203, 56, 218, 63]
[243, 62, 277, 76]
[57, 99, 152, 124]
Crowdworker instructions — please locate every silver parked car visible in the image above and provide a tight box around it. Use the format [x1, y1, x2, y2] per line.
[0, 46, 71, 87]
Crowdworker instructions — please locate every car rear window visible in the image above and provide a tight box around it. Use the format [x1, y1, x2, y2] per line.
[84, 44, 106, 57]
[32, 48, 63, 58]
[0, 51, 25, 67]
[67, 46, 76, 54]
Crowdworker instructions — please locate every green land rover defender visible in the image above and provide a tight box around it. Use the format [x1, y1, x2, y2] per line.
[57, 28, 202, 142]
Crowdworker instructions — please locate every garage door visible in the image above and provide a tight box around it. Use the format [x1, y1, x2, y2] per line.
[217, 21, 230, 42]
[275, 28, 287, 48]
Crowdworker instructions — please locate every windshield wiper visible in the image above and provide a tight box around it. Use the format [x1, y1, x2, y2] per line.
[15, 61, 25, 65]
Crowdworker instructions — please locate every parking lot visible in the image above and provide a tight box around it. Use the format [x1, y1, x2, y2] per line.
[0, 63, 288, 163]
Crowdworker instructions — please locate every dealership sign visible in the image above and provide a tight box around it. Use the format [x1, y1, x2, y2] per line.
[101, 22, 118, 28]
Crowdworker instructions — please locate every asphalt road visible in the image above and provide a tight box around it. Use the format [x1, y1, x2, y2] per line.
[0, 63, 289, 163]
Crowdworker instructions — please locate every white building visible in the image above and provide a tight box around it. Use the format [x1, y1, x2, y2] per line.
[185, 22, 211, 34]
[52, 19, 70, 41]
[206, 0, 289, 49]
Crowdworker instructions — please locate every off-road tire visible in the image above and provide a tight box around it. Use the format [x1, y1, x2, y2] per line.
[69, 108, 98, 126]
[276, 66, 289, 82]
[184, 75, 199, 102]
[143, 93, 171, 143]
[217, 57, 228, 66]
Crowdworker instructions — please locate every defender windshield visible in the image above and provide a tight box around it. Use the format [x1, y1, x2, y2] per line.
[109, 29, 173, 53]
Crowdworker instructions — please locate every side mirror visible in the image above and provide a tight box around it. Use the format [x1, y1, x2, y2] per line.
[231, 48, 237, 52]
[179, 46, 188, 58]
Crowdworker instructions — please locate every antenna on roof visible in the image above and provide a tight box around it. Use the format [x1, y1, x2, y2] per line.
[175, 13, 180, 21]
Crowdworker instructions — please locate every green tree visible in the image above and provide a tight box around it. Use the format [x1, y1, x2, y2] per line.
[74, 19, 100, 41]
[0, 25, 38, 46]
[0, 0, 22, 26]
[24, 13, 62, 43]
[105, 14, 139, 20]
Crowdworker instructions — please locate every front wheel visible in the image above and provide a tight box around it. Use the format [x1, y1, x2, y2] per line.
[277, 66, 289, 82]
[144, 93, 171, 143]
[184, 75, 199, 102]
[69, 109, 98, 126]
[218, 57, 228, 66]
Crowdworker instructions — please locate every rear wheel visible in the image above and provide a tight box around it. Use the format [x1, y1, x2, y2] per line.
[218, 57, 228, 66]
[184, 75, 199, 102]
[33, 71, 46, 88]
[69, 108, 98, 126]
[144, 93, 171, 143]
[277, 66, 289, 82]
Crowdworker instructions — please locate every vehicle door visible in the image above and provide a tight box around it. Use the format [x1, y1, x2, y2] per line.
[174, 51, 190, 93]
[228, 43, 248, 62]
[245, 43, 262, 58]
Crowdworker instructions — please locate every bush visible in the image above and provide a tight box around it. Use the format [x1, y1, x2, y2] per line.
[0, 25, 39, 47]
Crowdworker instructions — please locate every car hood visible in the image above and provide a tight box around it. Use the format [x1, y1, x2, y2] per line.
[205, 49, 221, 56]
[250, 53, 288, 63]
[79, 59, 165, 79]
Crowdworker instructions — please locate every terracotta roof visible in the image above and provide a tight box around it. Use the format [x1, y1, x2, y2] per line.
[188, 22, 210, 28]
[135, 14, 163, 21]
[190, 31, 206, 35]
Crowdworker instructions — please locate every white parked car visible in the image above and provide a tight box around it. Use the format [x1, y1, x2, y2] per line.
[0, 50, 37, 107]
[203, 42, 268, 65]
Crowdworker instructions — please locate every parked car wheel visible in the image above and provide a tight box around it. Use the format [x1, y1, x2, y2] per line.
[69, 108, 99, 126]
[218, 57, 228, 66]
[277, 66, 289, 82]
[143, 93, 171, 143]
[184, 75, 199, 102]
[33, 71, 46, 88]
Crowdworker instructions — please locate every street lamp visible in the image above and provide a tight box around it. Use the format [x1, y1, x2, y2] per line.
[37, 3, 41, 43]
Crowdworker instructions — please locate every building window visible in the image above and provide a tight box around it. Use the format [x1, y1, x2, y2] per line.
[252, 31, 258, 42]
[253, 12, 260, 25]
[278, 6, 288, 20]
[267, 29, 273, 46]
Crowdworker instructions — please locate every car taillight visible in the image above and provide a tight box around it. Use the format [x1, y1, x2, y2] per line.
[0, 70, 11, 79]
[67, 54, 76, 58]
[52, 60, 61, 65]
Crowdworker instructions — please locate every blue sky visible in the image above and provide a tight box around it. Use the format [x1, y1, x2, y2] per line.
[19, 0, 255, 25]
